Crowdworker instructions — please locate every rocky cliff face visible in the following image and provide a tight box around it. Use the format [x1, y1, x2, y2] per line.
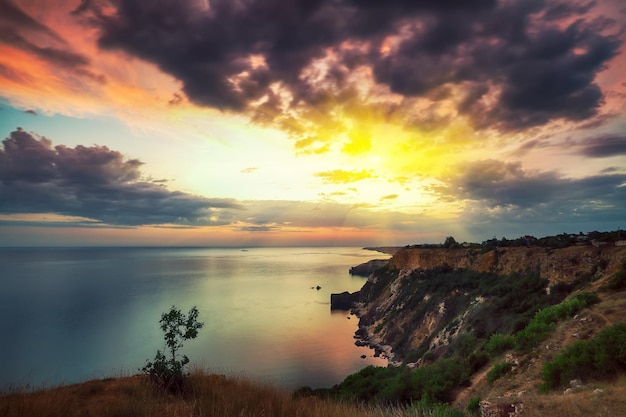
[353, 245, 626, 364]
[388, 246, 626, 286]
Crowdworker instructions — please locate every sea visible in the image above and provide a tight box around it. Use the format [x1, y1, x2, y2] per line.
[0, 246, 389, 390]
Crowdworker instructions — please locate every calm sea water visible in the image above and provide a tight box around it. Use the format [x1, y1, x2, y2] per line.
[0, 246, 388, 390]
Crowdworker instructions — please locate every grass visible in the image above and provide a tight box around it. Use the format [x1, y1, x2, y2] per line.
[519, 376, 626, 417]
[0, 370, 470, 417]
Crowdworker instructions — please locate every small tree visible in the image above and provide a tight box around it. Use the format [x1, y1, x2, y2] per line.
[142, 305, 204, 392]
[443, 236, 459, 249]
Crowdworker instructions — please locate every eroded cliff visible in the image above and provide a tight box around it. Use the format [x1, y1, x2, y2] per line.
[388, 246, 626, 286]
[353, 245, 626, 364]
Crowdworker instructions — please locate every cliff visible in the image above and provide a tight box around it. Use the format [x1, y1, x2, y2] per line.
[349, 259, 389, 277]
[388, 246, 626, 286]
[352, 245, 626, 363]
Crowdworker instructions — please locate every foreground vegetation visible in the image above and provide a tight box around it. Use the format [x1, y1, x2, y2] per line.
[0, 371, 472, 417]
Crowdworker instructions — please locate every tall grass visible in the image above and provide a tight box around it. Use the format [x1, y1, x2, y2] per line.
[0, 371, 469, 417]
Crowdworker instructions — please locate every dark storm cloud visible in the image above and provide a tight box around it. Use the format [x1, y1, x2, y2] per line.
[374, 1, 621, 130]
[0, 129, 242, 226]
[434, 159, 626, 211]
[577, 134, 626, 157]
[83, 0, 621, 131]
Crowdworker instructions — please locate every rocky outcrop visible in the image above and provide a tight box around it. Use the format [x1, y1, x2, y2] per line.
[330, 291, 360, 310]
[480, 401, 523, 417]
[349, 259, 389, 277]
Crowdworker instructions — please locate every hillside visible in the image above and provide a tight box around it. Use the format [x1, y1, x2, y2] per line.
[354, 246, 626, 362]
[339, 244, 626, 415]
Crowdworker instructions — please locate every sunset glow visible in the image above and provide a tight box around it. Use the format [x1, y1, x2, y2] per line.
[1, 0, 625, 246]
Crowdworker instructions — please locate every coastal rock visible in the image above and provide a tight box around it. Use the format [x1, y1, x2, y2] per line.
[349, 259, 389, 277]
[330, 291, 360, 310]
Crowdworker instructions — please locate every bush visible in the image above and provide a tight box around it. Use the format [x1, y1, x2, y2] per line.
[486, 362, 513, 383]
[542, 323, 626, 390]
[484, 334, 515, 357]
[141, 305, 204, 393]
[467, 396, 481, 414]
[607, 270, 626, 291]
[514, 293, 599, 351]
[324, 358, 469, 405]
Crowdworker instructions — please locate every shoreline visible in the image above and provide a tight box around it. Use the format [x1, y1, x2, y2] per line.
[344, 253, 400, 366]
[351, 302, 400, 366]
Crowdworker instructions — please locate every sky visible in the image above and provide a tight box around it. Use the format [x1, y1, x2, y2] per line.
[0, 0, 625, 247]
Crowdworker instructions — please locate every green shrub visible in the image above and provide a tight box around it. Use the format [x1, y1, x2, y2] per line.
[514, 293, 599, 351]
[514, 320, 555, 351]
[484, 334, 515, 356]
[607, 270, 626, 291]
[325, 358, 468, 405]
[542, 323, 626, 390]
[486, 362, 513, 383]
[467, 396, 481, 414]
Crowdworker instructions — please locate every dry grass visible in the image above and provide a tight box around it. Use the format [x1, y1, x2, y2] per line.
[516, 376, 626, 417]
[0, 371, 461, 417]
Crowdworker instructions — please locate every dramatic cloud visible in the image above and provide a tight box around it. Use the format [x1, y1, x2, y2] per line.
[576, 134, 626, 158]
[434, 159, 626, 214]
[0, 129, 242, 226]
[80, 0, 621, 141]
[0, 0, 624, 245]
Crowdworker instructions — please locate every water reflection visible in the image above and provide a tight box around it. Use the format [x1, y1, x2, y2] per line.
[0, 247, 388, 389]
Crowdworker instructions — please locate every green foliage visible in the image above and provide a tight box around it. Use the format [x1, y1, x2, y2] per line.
[452, 333, 477, 368]
[141, 305, 204, 392]
[484, 334, 515, 356]
[324, 358, 468, 405]
[467, 269, 552, 339]
[542, 323, 626, 390]
[514, 293, 599, 351]
[466, 396, 481, 414]
[416, 359, 468, 403]
[486, 362, 513, 383]
[406, 401, 470, 417]
[607, 269, 626, 291]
